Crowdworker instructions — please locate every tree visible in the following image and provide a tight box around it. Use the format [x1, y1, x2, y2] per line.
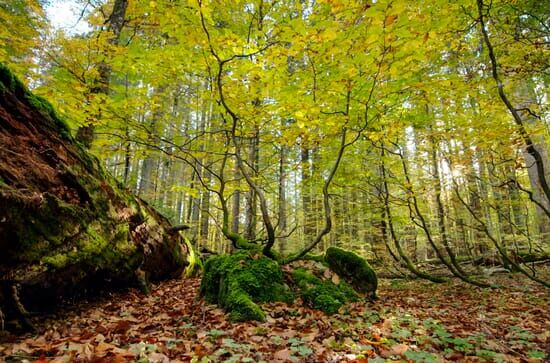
[12, 0, 546, 287]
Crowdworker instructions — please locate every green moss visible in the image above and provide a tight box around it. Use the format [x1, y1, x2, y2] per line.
[26, 94, 72, 139]
[292, 268, 358, 314]
[200, 252, 294, 322]
[0, 63, 71, 139]
[303, 253, 327, 264]
[292, 268, 323, 288]
[80, 222, 109, 254]
[313, 294, 342, 315]
[8, 193, 88, 263]
[42, 253, 69, 269]
[0, 63, 26, 96]
[226, 289, 266, 321]
[325, 247, 378, 299]
[183, 237, 202, 277]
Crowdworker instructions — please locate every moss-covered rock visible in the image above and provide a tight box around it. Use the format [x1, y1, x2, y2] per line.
[292, 268, 358, 314]
[325, 247, 378, 299]
[200, 252, 293, 322]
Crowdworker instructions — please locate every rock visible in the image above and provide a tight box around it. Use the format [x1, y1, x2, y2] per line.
[325, 247, 378, 299]
[200, 251, 293, 322]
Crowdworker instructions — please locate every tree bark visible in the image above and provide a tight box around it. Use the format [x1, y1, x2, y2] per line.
[0, 66, 187, 327]
[278, 144, 288, 253]
[76, 0, 129, 148]
[244, 131, 259, 240]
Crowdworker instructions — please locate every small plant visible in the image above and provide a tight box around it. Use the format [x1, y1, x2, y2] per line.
[528, 350, 546, 360]
[288, 337, 313, 357]
[404, 349, 440, 363]
[206, 328, 226, 338]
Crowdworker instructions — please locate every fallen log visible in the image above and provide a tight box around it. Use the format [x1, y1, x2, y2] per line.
[0, 64, 187, 330]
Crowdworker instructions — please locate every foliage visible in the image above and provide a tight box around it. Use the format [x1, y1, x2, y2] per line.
[0, 0, 46, 77]
[8, 0, 545, 284]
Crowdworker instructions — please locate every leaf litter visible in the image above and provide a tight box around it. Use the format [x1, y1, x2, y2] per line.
[0, 267, 548, 362]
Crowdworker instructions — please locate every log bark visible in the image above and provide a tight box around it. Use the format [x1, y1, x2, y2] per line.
[0, 64, 187, 328]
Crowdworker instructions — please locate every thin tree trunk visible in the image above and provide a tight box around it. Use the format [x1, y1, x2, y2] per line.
[244, 130, 259, 240]
[301, 147, 315, 243]
[76, 0, 128, 147]
[231, 162, 241, 235]
[278, 144, 288, 254]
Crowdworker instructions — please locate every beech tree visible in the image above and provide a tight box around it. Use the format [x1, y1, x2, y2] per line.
[5, 0, 547, 285]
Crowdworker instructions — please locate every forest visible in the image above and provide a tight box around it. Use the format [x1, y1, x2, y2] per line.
[0, 0, 548, 362]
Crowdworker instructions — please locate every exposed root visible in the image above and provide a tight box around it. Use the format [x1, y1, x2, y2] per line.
[11, 284, 35, 332]
[135, 268, 151, 295]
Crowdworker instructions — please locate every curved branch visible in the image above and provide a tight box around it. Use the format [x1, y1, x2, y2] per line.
[477, 0, 550, 207]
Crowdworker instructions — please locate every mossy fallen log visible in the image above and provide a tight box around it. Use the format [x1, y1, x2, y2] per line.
[0, 64, 187, 330]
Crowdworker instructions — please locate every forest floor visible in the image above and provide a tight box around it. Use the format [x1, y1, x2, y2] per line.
[1, 267, 549, 363]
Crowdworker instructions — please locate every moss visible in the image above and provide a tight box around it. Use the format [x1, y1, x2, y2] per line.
[42, 253, 69, 269]
[80, 222, 109, 254]
[292, 268, 358, 314]
[26, 94, 72, 139]
[183, 237, 202, 278]
[0, 63, 26, 96]
[200, 251, 294, 322]
[303, 253, 327, 264]
[220, 278, 266, 322]
[325, 247, 378, 299]
[0, 63, 71, 139]
[171, 238, 186, 267]
[313, 294, 342, 315]
[7, 193, 88, 263]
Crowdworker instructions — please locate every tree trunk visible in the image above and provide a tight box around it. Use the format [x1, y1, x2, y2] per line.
[278, 144, 287, 254]
[301, 147, 315, 243]
[244, 131, 259, 240]
[0, 66, 187, 328]
[231, 162, 241, 234]
[76, 0, 129, 148]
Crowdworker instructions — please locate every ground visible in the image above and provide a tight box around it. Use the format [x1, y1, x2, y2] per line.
[0, 268, 548, 363]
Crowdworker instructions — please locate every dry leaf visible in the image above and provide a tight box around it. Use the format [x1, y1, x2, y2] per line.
[273, 348, 293, 361]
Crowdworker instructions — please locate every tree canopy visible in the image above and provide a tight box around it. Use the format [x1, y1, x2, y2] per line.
[2, 0, 549, 282]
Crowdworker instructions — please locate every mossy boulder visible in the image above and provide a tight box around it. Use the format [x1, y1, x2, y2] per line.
[291, 268, 358, 314]
[200, 252, 293, 322]
[325, 247, 378, 299]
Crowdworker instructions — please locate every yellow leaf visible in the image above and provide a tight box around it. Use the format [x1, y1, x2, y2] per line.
[385, 15, 398, 26]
